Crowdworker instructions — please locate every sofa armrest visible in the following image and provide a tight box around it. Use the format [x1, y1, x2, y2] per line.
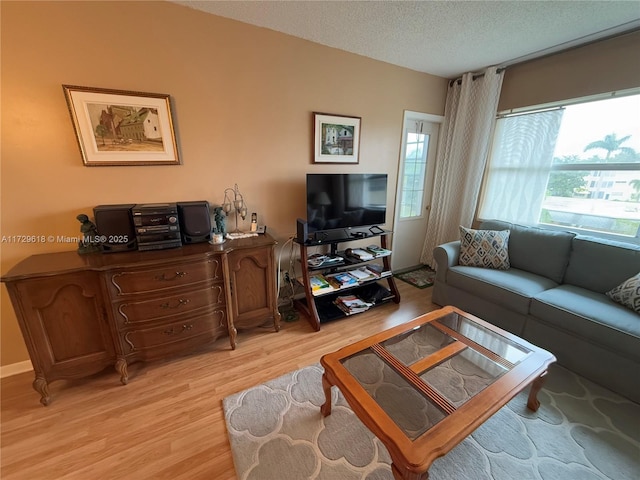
[433, 241, 460, 283]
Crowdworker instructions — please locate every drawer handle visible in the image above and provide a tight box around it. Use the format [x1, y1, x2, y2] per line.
[163, 324, 194, 335]
[160, 299, 190, 309]
[155, 271, 188, 281]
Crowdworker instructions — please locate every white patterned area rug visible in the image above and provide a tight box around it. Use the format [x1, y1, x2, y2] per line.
[223, 363, 639, 480]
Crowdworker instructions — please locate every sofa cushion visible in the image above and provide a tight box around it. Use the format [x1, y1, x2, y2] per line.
[530, 284, 640, 359]
[607, 273, 640, 313]
[447, 265, 557, 315]
[564, 236, 640, 293]
[459, 226, 510, 269]
[480, 220, 574, 283]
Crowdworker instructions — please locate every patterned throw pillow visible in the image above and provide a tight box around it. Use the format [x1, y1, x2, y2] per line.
[459, 226, 510, 270]
[606, 273, 640, 313]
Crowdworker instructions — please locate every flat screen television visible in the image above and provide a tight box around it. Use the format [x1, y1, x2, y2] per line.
[306, 173, 388, 236]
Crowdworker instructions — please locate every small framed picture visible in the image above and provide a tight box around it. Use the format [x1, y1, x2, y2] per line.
[62, 85, 180, 166]
[313, 112, 361, 164]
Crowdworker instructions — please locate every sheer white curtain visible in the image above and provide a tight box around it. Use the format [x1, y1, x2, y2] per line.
[478, 109, 564, 225]
[421, 67, 504, 267]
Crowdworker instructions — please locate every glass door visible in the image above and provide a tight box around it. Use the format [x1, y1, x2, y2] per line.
[392, 111, 441, 271]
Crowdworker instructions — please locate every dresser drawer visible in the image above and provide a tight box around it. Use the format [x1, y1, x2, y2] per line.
[120, 309, 227, 357]
[107, 257, 222, 296]
[114, 284, 225, 327]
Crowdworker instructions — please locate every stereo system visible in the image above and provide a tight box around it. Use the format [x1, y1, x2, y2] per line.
[94, 201, 212, 253]
[132, 203, 182, 251]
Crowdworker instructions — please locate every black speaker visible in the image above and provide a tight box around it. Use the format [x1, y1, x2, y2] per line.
[177, 201, 212, 244]
[93, 204, 137, 253]
[296, 218, 308, 244]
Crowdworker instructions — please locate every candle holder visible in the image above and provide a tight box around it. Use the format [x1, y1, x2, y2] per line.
[222, 184, 248, 233]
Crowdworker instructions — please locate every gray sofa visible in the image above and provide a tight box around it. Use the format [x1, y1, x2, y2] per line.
[432, 219, 640, 403]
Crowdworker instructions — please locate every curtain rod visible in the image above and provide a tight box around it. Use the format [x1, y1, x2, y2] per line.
[449, 69, 504, 87]
[448, 25, 640, 88]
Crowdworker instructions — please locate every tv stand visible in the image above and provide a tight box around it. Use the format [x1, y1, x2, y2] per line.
[295, 229, 400, 331]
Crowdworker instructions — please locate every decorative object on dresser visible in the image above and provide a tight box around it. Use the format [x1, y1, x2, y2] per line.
[213, 206, 227, 237]
[75, 213, 102, 254]
[62, 85, 180, 166]
[222, 183, 248, 235]
[1, 235, 281, 406]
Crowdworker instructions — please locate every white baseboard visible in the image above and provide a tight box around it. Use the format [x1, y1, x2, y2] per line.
[1, 360, 33, 378]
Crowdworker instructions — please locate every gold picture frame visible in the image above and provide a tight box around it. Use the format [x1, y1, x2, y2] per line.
[313, 112, 361, 164]
[63, 85, 180, 166]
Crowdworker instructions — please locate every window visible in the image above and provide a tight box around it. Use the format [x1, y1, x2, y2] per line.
[400, 131, 429, 218]
[479, 90, 640, 242]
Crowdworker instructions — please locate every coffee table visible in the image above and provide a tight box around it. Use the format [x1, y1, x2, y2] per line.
[320, 306, 556, 480]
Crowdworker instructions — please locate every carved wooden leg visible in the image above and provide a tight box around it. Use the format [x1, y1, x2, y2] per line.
[527, 371, 548, 411]
[320, 373, 333, 417]
[33, 376, 51, 406]
[228, 325, 238, 350]
[115, 357, 129, 385]
[273, 309, 281, 332]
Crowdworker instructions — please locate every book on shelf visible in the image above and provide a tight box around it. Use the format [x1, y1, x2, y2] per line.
[307, 254, 343, 268]
[365, 244, 392, 257]
[346, 248, 375, 261]
[309, 274, 334, 293]
[334, 294, 373, 315]
[348, 266, 376, 282]
[364, 263, 392, 278]
[325, 271, 359, 289]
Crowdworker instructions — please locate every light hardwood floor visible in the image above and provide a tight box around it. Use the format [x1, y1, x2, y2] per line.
[1, 281, 438, 480]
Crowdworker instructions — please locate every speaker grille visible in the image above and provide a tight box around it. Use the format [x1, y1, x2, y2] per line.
[93, 204, 137, 252]
[177, 201, 212, 244]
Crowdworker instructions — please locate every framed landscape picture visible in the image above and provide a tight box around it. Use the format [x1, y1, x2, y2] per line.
[313, 112, 361, 164]
[62, 85, 180, 166]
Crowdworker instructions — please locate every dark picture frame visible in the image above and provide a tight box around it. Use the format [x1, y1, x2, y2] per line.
[313, 112, 361, 164]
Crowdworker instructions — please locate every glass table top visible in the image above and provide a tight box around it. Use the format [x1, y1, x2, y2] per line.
[340, 311, 531, 440]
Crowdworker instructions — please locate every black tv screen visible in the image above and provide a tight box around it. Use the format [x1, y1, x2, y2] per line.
[306, 173, 388, 233]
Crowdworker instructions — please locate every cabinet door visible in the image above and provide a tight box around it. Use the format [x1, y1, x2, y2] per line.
[10, 271, 115, 383]
[228, 246, 277, 330]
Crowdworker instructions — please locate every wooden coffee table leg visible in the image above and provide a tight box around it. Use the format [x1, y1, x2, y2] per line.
[320, 373, 333, 417]
[527, 370, 547, 411]
[391, 461, 429, 480]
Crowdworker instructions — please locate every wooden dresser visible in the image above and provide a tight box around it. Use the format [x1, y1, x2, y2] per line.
[1, 234, 280, 405]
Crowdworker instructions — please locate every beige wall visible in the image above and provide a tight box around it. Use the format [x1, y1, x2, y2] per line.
[0, 1, 447, 366]
[499, 30, 640, 111]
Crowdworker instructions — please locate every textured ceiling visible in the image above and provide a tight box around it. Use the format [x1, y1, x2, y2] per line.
[171, 0, 640, 78]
